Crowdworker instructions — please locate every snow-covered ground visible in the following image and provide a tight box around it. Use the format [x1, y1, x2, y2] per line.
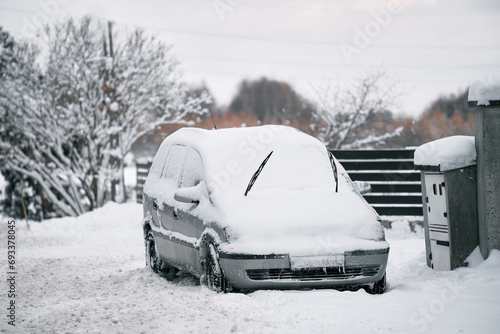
[1, 202, 499, 334]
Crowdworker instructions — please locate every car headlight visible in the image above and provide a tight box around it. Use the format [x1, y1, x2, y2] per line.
[375, 224, 386, 241]
[353, 221, 386, 242]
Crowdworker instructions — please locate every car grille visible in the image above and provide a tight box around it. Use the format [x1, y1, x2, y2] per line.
[246, 265, 381, 281]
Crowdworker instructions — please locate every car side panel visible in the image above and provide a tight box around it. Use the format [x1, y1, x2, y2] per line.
[152, 200, 203, 276]
[170, 207, 205, 273]
[156, 201, 179, 264]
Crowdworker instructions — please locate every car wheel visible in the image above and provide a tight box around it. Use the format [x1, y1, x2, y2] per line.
[366, 273, 386, 294]
[146, 230, 161, 273]
[205, 243, 229, 292]
[145, 229, 178, 280]
[163, 266, 177, 281]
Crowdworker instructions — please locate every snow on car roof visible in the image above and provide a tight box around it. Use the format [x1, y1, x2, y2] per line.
[161, 125, 338, 196]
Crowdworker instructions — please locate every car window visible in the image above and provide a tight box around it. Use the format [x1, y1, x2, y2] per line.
[164, 144, 187, 186]
[158, 146, 171, 178]
[181, 148, 204, 188]
[149, 145, 170, 178]
[249, 146, 336, 192]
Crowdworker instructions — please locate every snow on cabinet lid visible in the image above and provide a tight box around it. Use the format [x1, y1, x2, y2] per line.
[468, 75, 500, 106]
[414, 136, 476, 172]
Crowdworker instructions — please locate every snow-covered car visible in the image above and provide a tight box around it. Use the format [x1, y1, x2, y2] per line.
[142, 125, 389, 293]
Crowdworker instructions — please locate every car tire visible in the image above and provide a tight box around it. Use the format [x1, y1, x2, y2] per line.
[205, 243, 229, 293]
[163, 266, 177, 281]
[146, 230, 161, 274]
[145, 229, 178, 281]
[365, 273, 386, 294]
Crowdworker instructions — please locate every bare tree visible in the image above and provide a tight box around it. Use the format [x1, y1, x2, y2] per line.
[312, 70, 403, 149]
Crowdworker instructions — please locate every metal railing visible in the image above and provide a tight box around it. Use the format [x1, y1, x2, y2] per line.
[135, 158, 153, 205]
[331, 149, 422, 217]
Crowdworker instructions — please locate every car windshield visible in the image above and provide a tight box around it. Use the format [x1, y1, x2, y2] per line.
[243, 146, 337, 194]
[244, 151, 273, 196]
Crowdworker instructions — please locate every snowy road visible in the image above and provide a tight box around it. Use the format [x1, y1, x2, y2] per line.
[1, 202, 499, 333]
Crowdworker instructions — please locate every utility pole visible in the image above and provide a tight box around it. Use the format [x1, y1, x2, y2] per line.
[108, 21, 114, 58]
[106, 21, 119, 202]
[106, 21, 126, 203]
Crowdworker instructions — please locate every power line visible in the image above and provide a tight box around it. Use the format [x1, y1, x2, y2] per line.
[2, 2, 498, 18]
[99, 16, 500, 51]
[1, 6, 499, 51]
[227, 0, 500, 19]
[0, 5, 35, 15]
[138, 22, 500, 51]
[184, 68, 482, 84]
[182, 54, 500, 70]
[108, 19, 334, 47]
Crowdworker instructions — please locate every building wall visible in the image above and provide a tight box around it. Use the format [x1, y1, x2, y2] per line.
[474, 106, 500, 258]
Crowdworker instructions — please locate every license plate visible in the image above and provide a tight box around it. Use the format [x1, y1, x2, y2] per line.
[290, 254, 344, 269]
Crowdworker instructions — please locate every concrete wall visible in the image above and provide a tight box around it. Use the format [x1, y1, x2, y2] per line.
[474, 106, 500, 259]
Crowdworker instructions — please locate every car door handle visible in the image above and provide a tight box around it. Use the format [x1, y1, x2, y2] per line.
[173, 208, 178, 220]
[153, 202, 158, 210]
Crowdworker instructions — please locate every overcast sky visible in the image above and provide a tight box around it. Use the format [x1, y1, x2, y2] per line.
[1, 0, 499, 116]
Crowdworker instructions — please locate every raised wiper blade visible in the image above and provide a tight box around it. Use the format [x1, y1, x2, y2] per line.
[244, 151, 273, 196]
[327, 149, 339, 193]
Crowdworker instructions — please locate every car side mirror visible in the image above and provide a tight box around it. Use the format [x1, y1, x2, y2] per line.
[354, 181, 372, 195]
[174, 187, 201, 204]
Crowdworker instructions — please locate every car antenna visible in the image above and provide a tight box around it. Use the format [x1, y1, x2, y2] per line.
[208, 108, 217, 130]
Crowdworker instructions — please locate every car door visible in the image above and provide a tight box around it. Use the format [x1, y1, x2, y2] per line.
[154, 144, 188, 268]
[143, 144, 171, 230]
[171, 147, 209, 274]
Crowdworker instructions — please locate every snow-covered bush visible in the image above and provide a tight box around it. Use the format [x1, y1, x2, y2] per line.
[0, 18, 210, 219]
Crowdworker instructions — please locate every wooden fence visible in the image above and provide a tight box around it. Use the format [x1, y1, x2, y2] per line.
[136, 149, 423, 218]
[136, 159, 152, 205]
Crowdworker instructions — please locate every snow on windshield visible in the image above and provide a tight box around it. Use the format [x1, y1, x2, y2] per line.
[247, 144, 336, 194]
[165, 125, 340, 197]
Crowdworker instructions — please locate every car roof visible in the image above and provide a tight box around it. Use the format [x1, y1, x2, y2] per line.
[158, 125, 336, 196]
[162, 125, 320, 153]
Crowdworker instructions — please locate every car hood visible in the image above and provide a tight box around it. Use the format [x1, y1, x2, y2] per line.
[215, 188, 387, 255]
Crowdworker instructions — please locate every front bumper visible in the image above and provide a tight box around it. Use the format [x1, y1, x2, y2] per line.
[219, 248, 389, 291]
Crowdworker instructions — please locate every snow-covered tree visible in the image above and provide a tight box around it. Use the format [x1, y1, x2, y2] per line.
[0, 27, 15, 78]
[312, 70, 403, 149]
[0, 28, 44, 220]
[0, 18, 210, 218]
